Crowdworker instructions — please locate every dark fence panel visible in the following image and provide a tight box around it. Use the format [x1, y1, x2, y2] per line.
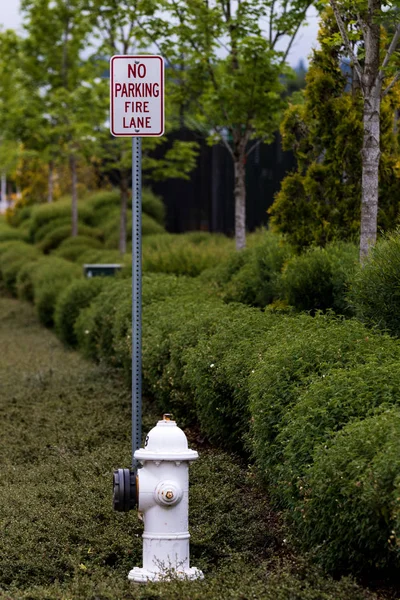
[150, 129, 295, 235]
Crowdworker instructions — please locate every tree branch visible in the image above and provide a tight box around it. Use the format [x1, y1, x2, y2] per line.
[383, 70, 400, 96]
[379, 23, 400, 82]
[329, 0, 364, 86]
[246, 135, 269, 158]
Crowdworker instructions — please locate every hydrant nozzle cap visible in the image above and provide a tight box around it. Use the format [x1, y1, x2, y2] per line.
[134, 419, 199, 462]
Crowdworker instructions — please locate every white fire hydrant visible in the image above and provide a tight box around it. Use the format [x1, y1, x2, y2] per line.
[128, 415, 203, 582]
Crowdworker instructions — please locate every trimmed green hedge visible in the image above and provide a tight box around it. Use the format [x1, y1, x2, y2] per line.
[296, 408, 400, 573]
[280, 242, 358, 315]
[54, 278, 107, 346]
[32, 258, 82, 327]
[349, 229, 400, 336]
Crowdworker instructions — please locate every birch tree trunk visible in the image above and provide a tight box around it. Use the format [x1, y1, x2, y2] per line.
[48, 160, 54, 203]
[233, 153, 246, 250]
[360, 91, 381, 259]
[70, 154, 78, 237]
[359, 0, 381, 260]
[1, 173, 6, 210]
[119, 172, 128, 255]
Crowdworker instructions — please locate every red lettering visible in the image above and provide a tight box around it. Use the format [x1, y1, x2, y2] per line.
[128, 63, 147, 78]
[115, 83, 122, 96]
[145, 117, 151, 128]
[143, 101, 149, 112]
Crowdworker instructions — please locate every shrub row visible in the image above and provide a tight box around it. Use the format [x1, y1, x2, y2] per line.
[48, 267, 400, 576]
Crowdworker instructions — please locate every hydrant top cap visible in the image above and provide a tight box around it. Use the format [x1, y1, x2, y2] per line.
[134, 420, 199, 462]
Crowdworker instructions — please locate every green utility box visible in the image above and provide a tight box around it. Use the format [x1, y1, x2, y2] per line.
[83, 264, 122, 278]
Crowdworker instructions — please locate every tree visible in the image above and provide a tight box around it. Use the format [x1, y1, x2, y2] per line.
[269, 10, 400, 251]
[21, 0, 101, 233]
[139, 0, 311, 249]
[86, 0, 199, 253]
[328, 0, 400, 259]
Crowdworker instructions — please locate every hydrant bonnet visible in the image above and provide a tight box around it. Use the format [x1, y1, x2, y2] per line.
[135, 419, 199, 462]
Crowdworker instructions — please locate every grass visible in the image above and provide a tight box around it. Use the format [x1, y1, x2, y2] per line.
[0, 297, 387, 600]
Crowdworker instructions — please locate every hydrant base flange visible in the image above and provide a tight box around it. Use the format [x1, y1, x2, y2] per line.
[128, 566, 204, 583]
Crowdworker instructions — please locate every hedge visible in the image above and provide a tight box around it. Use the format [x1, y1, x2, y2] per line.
[296, 408, 400, 573]
[349, 229, 400, 336]
[31, 258, 82, 327]
[38, 225, 104, 254]
[248, 313, 400, 492]
[280, 242, 358, 315]
[54, 278, 108, 346]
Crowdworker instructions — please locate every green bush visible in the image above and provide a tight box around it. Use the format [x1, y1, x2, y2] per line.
[74, 279, 131, 363]
[349, 229, 400, 336]
[0, 244, 41, 295]
[33, 217, 72, 243]
[32, 258, 82, 327]
[54, 278, 107, 346]
[203, 231, 293, 307]
[296, 408, 400, 573]
[183, 304, 280, 449]
[28, 199, 94, 241]
[16, 258, 47, 302]
[276, 359, 400, 508]
[280, 242, 358, 314]
[140, 187, 166, 226]
[38, 225, 104, 254]
[0, 223, 27, 243]
[142, 233, 233, 277]
[103, 212, 165, 248]
[6, 204, 32, 228]
[79, 249, 127, 265]
[248, 313, 400, 489]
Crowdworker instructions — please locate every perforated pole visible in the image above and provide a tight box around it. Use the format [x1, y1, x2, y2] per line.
[132, 137, 142, 471]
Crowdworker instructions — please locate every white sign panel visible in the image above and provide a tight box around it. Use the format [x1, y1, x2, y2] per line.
[110, 55, 164, 137]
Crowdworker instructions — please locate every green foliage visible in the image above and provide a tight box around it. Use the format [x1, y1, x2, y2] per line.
[37, 224, 103, 254]
[31, 258, 82, 327]
[142, 233, 234, 277]
[277, 360, 400, 509]
[28, 200, 94, 242]
[74, 279, 130, 363]
[269, 10, 400, 250]
[280, 242, 358, 314]
[103, 212, 165, 249]
[33, 217, 74, 243]
[296, 408, 400, 573]
[0, 296, 376, 600]
[349, 229, 400, 336]
[248, 313, 400, 490]
[0, 223, 27, 243]
[0, 242, 41, 294]
[16, 258, 47, 302]
[202, 230, 293, 306]
[54, 278, 107, 346]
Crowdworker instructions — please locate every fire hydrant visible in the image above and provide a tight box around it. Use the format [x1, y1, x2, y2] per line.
[113, 414, 203, 582]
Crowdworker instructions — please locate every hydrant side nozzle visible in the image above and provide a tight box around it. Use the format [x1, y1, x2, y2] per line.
[113, 468, 137, 512]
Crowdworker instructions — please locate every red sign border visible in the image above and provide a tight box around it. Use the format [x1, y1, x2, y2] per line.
[110, 55, 164, 137]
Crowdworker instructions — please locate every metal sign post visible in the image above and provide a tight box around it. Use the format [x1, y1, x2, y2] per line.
[111, 55, 164, 511]
[131, 136, 142, 471]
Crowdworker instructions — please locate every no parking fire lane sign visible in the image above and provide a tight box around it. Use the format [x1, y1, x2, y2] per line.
[110, 55, 164, 137]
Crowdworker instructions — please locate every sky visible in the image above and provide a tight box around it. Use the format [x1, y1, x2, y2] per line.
[0, 0, 320, 68]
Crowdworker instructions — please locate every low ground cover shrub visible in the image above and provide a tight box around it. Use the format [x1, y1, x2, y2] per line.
[296, 408, 400, 574]
[349, 229, 400, 336]
[280, 242, 358, 314]
[53, 236, 103, 262]
[54, 278, 108, 346]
